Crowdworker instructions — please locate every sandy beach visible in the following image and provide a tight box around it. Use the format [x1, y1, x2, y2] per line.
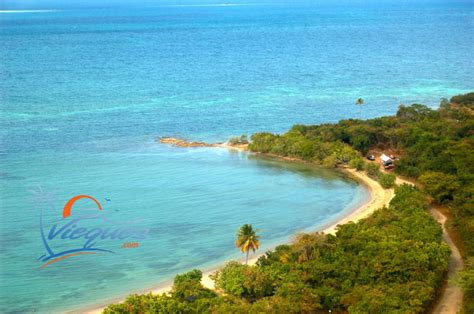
[187, 167, 393, 292]
[85, 154, 394, 314]
[197, 167, 394, 292]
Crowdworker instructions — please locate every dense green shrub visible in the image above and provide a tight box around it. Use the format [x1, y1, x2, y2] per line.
[366, 162, 380, 178]
[211, 261, 273, 301]
[378, 172, 396, 189]
[348, 157, 365, 171]
[390, 184, 427, 212]
[457, 258, 474, 314]
[172, 269, 217, 301]
[229, 134, 249, 145]
[105, 186, 450, 313]
[247, 94, 474, 312]
[451, 92, 474, 106]
[105, 93, 473, 313]
[249, 130, 360, 165]
[250, 95, 473, 286]
[249, 133, 278, 153]
[419, 171, 461, 203]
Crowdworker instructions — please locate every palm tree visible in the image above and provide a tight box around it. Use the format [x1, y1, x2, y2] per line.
[356, 98, 364, 118]
[235, 224, 261, 264]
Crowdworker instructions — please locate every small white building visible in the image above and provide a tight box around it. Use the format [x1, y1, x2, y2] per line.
[380, 154, 392, 164]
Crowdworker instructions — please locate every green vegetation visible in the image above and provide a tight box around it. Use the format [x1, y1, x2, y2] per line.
[457, 258, 474, 314]
[248, 128, 361, 162]
[104, 185, 449, 313]
[377, 172, 396, 189]
[235, 224, 261, 264]
[419, 172, 460, 203]
[247, 121, 396, 189]
[249, 92, 474, 311]
[451, 92, 474, 106]
[104, 92, 473, 313]
[228, 134, 249, 145]
[211, 261, 273, 301]
[365, 162, 380, 178]
[348, 156, 365, 171]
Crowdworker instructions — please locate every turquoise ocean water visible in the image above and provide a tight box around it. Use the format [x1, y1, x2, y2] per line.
[1, 1, 473, 312]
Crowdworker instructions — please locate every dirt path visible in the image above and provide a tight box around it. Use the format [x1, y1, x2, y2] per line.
[429, 208, 464, 314]
[395, 176, 464, 313]
[87, 158, 464, 313]
[86, 163, 395, 313]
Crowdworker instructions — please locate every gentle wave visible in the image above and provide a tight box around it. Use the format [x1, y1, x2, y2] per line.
[0, 10, 60, 14]
[162, 3, 265, 7]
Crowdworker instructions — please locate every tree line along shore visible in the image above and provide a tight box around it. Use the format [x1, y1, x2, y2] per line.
[104, 92, 473, 313]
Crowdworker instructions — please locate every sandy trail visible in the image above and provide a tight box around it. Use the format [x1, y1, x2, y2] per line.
[86, 155, 465, 314]
[395, 176, 464, 314]
[429, 208, 464, 314]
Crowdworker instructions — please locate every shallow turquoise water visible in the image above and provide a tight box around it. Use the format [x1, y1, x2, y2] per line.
[0, 1, 473, 312]
[0, 139, 368, 312]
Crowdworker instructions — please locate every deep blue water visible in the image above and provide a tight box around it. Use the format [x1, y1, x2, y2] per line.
[0, 1, 473, 313]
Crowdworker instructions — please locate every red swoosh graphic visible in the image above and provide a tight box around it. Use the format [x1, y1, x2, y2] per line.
[63, 195, 102, 219]
[41, 252, 99, 268]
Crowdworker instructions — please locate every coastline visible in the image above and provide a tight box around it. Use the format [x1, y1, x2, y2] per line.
[188, 167, 393, 293]
[85, 145, 393, 314]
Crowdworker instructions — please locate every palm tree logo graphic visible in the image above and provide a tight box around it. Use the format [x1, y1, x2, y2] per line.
[33, 187, 114, 268]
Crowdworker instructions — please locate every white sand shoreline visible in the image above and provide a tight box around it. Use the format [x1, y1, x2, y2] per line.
[84, 153, 393, 314]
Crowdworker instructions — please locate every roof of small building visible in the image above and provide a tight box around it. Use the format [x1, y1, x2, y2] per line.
[380, 154, 392, 162]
